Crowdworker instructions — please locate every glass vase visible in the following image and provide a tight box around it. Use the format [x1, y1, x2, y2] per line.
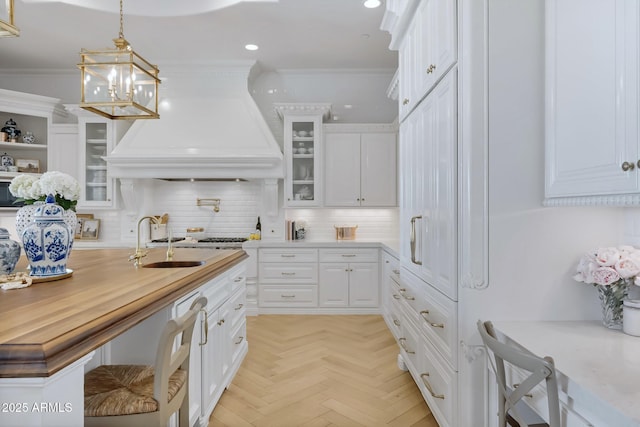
[596, 281, 629, 329]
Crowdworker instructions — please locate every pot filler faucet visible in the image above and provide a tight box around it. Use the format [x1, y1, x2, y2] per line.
[130, 215, 161, 267]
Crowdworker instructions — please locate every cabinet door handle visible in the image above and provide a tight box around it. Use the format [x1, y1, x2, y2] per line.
[234, 303, 244, 310]
[399, 288, 415, 301]
[199, 308, 208, 346]
[420, 373, 445, 399]
[399, 337, 415, 354]
[218, 318, 225, 326]
[393, 319, 401, 326]
[420, 310, 444, 328]
[402, 98, 410, 105]
[622, 161, 635, 171]
[393, 294, 401, 300]
[235, 336, 244, 345]
[410, 215, 423, 265]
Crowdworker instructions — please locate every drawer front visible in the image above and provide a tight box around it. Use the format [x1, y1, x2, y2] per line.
[228, 264, 247, 293]
[319, 248, 379, 263]
[259, 263, 318, 283]
[418, 339, 457, 427]
[260, 248, 318, 263]
[389, 297, 404, 339]
[259, 285, 318, 307]
[203, 276, 231, 311]
[227, 288, 246, 330]
[230, 320, 247, 366]
[399, 319, 420, 370]
[419, 280, 458, 369]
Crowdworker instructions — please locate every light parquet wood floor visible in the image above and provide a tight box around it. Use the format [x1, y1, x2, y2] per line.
[209, 315, 438, 427]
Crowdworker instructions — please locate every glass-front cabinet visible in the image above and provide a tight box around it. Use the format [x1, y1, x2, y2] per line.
[284, 115, 321, 206]
[81, 121, 111, 206]
[277, 105, 330, 208]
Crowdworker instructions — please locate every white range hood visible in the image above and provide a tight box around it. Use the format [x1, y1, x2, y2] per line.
[106, 63, 284, 180]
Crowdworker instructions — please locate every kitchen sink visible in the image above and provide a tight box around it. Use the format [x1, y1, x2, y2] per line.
[143, 260, 205, 268]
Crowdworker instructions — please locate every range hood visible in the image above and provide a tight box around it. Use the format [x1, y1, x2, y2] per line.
[106, 63, 284, 180]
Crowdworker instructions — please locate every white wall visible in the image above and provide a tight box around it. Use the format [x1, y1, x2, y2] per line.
[460, 0, 625, 334]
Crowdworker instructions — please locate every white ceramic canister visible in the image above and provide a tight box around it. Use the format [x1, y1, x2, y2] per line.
[623, 300, 640, 336]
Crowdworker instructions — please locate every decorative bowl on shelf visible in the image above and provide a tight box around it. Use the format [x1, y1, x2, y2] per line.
[298, 148, 307, 154]
[307, 147, 314, 154]
[297, 130, 308, 137]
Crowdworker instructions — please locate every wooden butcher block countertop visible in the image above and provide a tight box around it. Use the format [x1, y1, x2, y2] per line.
[0, 248, 247, 378]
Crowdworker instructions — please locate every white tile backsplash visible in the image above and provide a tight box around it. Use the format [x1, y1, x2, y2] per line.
[284, 208, 399, 241]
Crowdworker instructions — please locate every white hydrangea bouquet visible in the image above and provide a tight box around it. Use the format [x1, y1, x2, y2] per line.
[9, 171, 80, 211]
[573, 246, 638, 328]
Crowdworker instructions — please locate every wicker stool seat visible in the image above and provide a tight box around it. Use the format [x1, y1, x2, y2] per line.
[84, 365, 187, 417]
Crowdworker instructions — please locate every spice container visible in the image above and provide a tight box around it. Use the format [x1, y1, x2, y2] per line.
[623, 300, 640, 336]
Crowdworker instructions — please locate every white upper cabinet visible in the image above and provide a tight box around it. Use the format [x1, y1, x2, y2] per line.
[545, 0, 640, 205]
[399, 0, 457, 122]
[324, 125, 397, 207]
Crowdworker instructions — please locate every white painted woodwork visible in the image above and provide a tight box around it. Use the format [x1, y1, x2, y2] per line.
[281, 107, 329, 208]
[49, 124, 79, 178]
[0, 353, 94, 427]
[545, 0, 640, 204]
[400, 70, 458, 301]
[324, 130, 397, 207]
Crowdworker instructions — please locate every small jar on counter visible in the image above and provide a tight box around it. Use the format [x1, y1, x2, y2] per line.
[623, 300, 640, 336]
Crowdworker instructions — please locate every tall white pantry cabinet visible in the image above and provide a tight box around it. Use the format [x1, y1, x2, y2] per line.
[381, 1, 490, 426]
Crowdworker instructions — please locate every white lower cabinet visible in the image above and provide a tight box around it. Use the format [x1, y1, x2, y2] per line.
[173, 262, 247, 427]
[257, 246, 381, 312]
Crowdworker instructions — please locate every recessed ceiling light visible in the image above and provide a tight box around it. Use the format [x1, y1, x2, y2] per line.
[245, 44, 259, 51]
[363, 0, 381, 8]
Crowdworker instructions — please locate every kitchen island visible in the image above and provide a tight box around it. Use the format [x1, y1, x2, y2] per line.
[0, 247, 248, 427]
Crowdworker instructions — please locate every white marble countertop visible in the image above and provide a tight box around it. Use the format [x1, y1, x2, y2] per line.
[243, 239, 400, 258]
[496, 321, 640, 426]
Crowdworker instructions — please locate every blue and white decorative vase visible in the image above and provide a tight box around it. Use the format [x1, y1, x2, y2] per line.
[0, 228, 21, 274]
[21, 194, 71, 277]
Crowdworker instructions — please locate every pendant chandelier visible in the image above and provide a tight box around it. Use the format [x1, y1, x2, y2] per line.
[78, 0, 160, 119]
[0, 0, 19, 37]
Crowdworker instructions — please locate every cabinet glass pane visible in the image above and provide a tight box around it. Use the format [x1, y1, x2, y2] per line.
[291, 120, 315, 201]
[85, 123, 107, 202]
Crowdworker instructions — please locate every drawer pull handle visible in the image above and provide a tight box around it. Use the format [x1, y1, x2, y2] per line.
[281, 272, 296, 276]
[399, 338, 415, 354]
[234, 277, 243, 282]
[392, 269, 400, 275]
[234, 303, 244, 310]
[281, 254, 296, 257]
[218, 318, 225, 326]
[399, 288, 415, 301]
[420, 373, 445, 399]
[199, 308, 208, 346]
[341, 254, 356, 257]
[420, 310, 445, 329]
[235, 336, 244, 345]
[392, 294, 401, 300]
[622, 161, 635, 171]
[393, 319, 401, 326]
[512, 383, 533, 398]
[281, 294, 296, 298]
[402, 98, 410, 105]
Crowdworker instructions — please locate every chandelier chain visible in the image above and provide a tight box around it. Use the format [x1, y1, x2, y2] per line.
[119, 0, 124, 38]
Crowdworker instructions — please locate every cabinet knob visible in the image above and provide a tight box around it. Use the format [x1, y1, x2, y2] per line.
[402, 98, 410, 105]
[622, 161, 635, 171]
[426, 64, 437, 74]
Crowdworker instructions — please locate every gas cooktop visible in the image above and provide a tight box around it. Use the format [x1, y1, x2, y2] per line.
[149, 236, 248, 249]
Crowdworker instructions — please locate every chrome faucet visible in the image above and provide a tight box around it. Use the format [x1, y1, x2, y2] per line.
[129, 215, 160, 267]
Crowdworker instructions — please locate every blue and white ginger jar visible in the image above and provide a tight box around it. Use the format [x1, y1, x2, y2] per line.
[21, 194, 71, 277]
[0, 228, 21, 274]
